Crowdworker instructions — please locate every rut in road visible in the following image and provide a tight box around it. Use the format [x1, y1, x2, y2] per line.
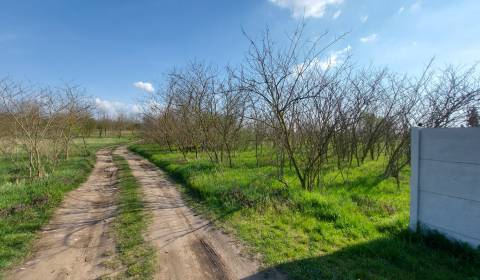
[7, 149, 122, 280]
[115, 146, 285, 280]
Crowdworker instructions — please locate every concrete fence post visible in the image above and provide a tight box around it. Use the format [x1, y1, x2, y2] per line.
[409, 127, 421, 231]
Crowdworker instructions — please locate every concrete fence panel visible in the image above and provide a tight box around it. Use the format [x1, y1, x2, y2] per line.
[409, 127, 480, 248]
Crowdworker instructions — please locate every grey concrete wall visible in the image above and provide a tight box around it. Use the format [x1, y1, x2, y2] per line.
[410, 128, 480, 248]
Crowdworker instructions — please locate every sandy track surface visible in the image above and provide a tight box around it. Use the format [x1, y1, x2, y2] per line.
[115, 147, 285, 280]
[7, 149, 121, 280]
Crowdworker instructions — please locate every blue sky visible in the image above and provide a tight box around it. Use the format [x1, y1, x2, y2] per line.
[1, 0, 479, 116]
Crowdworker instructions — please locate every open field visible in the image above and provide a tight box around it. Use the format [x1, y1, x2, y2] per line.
[0, 137, 132, 274]
[130, 143, 480, 280]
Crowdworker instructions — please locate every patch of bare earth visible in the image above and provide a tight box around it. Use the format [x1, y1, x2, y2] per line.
[115, 146, 286, 280]
[7, 149, 122, 280]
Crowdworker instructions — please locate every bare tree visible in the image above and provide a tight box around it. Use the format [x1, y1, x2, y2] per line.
[240, 24, 347, 190]
[466, 107, 479, 127]
[0, 80, 63, 177]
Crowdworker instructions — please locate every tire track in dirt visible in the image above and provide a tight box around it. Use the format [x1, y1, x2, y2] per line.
[6, 149, 121, 280]
[115, 146, 286, 280]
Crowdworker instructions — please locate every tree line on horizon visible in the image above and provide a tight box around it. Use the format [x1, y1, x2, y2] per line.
[0, 80, 139, 180]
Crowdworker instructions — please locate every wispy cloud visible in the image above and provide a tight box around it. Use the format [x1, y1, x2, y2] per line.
[133, 81, 155, 93]
[95, 98, 141, 118]
[360, 15, 368, 23]
[360, 33, 378, 43]
[332, 10, 342, 19]
[398, 1, 421, 15]
[410, 0, 422, 13]
[295, 45, 352, 72]
[318, 45, 351, 69]
[269, 0, 343, 18]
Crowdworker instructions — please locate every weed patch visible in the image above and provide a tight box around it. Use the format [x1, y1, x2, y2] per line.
[129, 144, 480, 280]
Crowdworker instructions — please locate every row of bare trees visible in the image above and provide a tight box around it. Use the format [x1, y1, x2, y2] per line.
[0, 80, 93, 178]
[143, 63, 247, 167]
[0, 79, 138, 180]
[142, 26, 480, 191]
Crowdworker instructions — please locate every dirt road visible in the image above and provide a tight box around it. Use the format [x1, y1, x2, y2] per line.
[7, 147, 284, 280]
[7, 149, 121, 280]
[115, 146, 285, 280]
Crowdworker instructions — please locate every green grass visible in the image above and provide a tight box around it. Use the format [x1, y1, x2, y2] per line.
[129, 144, 480, 280]
[0, 137, 132, 275]
[112, 154, 155, 279]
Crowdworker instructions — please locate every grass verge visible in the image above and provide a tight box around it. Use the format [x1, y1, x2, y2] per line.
[112, 154, 155, 279]
[0, 137, 131, 275]
[129, 143, 480, 280]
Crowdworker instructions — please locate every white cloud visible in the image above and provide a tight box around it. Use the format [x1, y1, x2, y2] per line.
[398, 6, 405, 14]
[360, 15, 368, 23]
[95, 98, 141, 118]
[295, 45, 351, 72]
[133, 81, 155, 93]
[360, 33, 378, 43]
[319, 45, 351, 70]
[269, 0, 343, 18]
[332, 10, 342, 19]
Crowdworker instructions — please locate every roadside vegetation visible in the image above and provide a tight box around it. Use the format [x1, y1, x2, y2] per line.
[135, 24, 480, 279]
[131, 144, 480, 279]
[0, 137, 130, 274]
[0, 77, 141, 274]
[111, 154, 155, 279]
